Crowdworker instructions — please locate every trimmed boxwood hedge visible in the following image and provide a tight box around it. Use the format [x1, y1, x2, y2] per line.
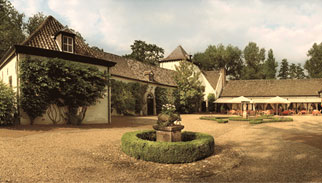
[200, 116, 229, 123]
[121, 130, 215, 164]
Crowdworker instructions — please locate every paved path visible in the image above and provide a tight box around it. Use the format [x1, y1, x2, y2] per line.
[0, 115, 322, 182]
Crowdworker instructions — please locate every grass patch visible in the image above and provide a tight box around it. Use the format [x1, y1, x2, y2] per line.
[121, 130, 215, 164]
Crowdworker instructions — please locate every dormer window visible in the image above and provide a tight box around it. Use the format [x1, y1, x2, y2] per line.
[63, 35, 73, 53]
[54, 27, 76, 53]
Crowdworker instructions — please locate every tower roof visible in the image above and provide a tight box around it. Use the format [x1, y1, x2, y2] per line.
[161, 45, 191, 62]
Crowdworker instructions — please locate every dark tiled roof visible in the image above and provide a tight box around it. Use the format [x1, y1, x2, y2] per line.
[221, 79, 322, 97]
[21, 16, 98, 58]
[161, 45, 191, 62]
[202, 70, 221, 90]
[19, 16, 177, 87]
[96, 51, 177, 86]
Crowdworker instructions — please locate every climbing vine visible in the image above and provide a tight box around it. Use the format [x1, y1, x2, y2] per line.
[0, 81, 17, 125]
[20, 57, 109, 125]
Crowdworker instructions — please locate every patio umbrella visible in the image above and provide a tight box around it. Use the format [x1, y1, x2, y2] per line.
[230, 96, 251, 103]
[265, 96, 290, 115]
[265, 96, 290, 104]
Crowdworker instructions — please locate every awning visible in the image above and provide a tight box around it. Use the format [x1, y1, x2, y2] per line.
[214, 98, 234, 103]
[265, 96, 290, 104]
[287, 98, 321, 103]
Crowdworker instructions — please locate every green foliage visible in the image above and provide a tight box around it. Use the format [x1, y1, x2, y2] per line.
[193, 44, 243, 79]
[262, 49, 278, 79]
[0, 0, 25, 58]
[289, 63, 297, 79]
[174, 61, 205, 113]
[110, 80, 147, 115]
[305, 42, 322, 78]
[124, 40, 164, 66]
[241, 42, 266, 79]
[155, 87, 175, 114]
[228, 117, 250, 121]
[199, 116, 229, 123]
[121, 130, 215, 163]
[25, 12, 47, 35]
[278, 59, 289, 79]
[249, 119, 263, 124]
[0, 81, 16, 125]
[207, 93, 215, 112]
[20, 57, 108, 124]
[295, 63, 306, 79]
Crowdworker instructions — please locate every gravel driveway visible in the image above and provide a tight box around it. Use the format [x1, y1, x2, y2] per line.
[0, 115, 322, 182]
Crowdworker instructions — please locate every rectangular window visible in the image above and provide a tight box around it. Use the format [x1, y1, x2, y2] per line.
[62, 36, 74, 53]
[9, 76, 12, 88]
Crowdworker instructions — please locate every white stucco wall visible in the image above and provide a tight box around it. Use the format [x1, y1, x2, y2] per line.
[160, 60, 219, 101]
[16, 54, 109, 125]
[0, 56, 18, 92]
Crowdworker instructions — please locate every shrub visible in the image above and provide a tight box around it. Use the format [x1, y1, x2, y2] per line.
[249, 118, 263, 124]
[155, 87, 175, 114]
[229, 117, 250, 121]
[216, 119, 228, 123]
[264, 117, 293, 122]
[200, 116, 229, 123]
[207, 93, 215, 112]
[121, 130, 214, 163]
[0, 81, 16, 125]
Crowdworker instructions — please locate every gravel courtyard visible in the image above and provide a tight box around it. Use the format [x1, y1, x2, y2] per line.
[1, 115, 322, 182]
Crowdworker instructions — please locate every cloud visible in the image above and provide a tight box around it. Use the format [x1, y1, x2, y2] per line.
[10, 0, 322, 63]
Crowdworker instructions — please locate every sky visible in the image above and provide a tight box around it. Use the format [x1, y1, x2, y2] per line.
[10, 0, 322, 64]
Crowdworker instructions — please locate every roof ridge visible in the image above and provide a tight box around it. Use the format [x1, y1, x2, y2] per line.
[21, 15, 59, 46]
[229, 78, 322, 82]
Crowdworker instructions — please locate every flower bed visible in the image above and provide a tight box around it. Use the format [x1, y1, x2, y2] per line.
[121, 130, 215, 164]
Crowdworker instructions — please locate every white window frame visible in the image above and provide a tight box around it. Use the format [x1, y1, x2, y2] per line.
[62, 35, 74, 53]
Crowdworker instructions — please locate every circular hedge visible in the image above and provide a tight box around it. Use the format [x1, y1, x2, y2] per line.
[121, 130, 215, 164]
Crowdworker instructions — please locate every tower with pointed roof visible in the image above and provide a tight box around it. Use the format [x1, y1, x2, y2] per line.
[159, 45, 192, 70]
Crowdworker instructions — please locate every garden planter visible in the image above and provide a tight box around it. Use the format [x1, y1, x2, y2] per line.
[153, 124, 184, 142]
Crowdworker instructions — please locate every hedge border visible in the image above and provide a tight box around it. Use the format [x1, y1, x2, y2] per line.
[121, 130, 215, 164]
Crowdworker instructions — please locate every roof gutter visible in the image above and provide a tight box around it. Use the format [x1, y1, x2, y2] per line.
[5, 45, 116, 67]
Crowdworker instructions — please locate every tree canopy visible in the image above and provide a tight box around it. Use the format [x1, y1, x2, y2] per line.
[0, 0, 25, 58]
[241, 42, 266, 79]
[25, 12, 47, 35]
[278, 59, 289, 79]
[305, 42, 322, 78]
[193, 44, 243, 79]
[174, 61, 204, 113]
[262, 49, 278, 79]
[124, 40, 164, 66]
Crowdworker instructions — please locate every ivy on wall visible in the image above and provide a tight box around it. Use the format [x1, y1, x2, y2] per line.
[0, 81, 17, 125]
[20, 57, 109, 125]
[110, 79, 148, 115]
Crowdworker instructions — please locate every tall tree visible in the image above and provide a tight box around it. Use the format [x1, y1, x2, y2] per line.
[174, 61, 205, 113]
[25, 12, 47, 35]
[0, 0, 25, 58]
[278, 59, 289, 79]
[262, 49, 278, 79]
[304, 42, 322, 78]
[289, 63, 297, 79]
[295, 63, 306, 79]
[241, 42, 266, 79]
[124, 40, 164, 66]
[192, 44, 243, 79]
